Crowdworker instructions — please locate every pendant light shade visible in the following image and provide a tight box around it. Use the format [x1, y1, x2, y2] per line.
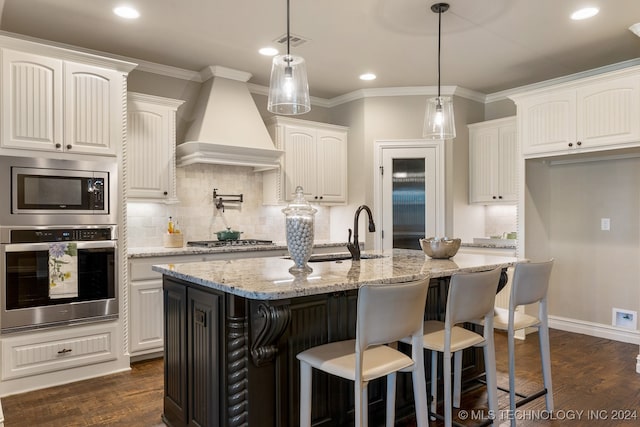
[268, 54, 310, 115]
[267, 0, 311, 115]
[423, 3, 456, 140]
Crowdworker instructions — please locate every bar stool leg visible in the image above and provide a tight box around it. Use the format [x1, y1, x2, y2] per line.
[539, 309, 554, 411]
[483, 335, 498, 424]
[507, 325, 517, 427]
[453, 351, 462, 408]
[299, 361, 312, 427]
[386, 373, 397, 427]
[412, 362, 429, 427]
[443, 348, 453, 427]
[430, 351, 438, 417]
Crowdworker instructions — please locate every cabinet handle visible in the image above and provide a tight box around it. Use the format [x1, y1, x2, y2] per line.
[195, 309, 207, 327]
[163, 191, 168, 196]
[57, 348, 72, 354]
[492, 196, 497, 199]
[314, 196, 318, 199]
[319, 196, 323, 200]
[577, 141, 582, 146]
[66, 144, 72, 150]
[568, 142, 573, 147]
[55, 143, 62, 149]
[498, 195, 503, 199]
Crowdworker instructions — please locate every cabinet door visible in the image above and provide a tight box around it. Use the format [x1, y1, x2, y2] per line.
[282, 125, 317, 201]
[497, 123, 518, 202]
[164, 280, 187, 426]
[469, 127, 499, 203]
[577, 75, 640, 147]
[64, 62, 121, 155]
[518, 90, 576, 155]
[128, 100, 172, 199]
[1, 49, 63, 151]
[316, 129, 347, 203]
[130, 280, 164, 354]
[187, 287, 221, 427]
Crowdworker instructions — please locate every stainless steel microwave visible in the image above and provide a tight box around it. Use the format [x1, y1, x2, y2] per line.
[0, 156, 117, 226]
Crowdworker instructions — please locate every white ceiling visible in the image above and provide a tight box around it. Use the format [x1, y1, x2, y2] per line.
[1, 0, 639, 99]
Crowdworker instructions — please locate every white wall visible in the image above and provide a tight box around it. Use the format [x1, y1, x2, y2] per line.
[526, 156, 640, 329]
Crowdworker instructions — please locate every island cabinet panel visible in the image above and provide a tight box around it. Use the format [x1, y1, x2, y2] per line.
[162, 274, 493, 427]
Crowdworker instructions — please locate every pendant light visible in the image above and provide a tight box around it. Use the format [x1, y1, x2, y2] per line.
[423, 3, 456, 140]
[267, 0, 311, 115]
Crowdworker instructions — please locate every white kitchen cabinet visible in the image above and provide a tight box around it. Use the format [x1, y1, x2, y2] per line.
[468, 117, 518, 204]
[0, 37, 134, 157]
[127, 93, 184, 201]
[512, 68, 640, 158]
[1, 322, 118, 380]
[263, 117, 348, 204]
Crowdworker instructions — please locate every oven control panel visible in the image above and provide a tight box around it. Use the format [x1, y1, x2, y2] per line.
[10, 227, 114, 243]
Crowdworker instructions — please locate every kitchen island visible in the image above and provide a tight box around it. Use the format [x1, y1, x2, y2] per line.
[153, 249, 519, 427]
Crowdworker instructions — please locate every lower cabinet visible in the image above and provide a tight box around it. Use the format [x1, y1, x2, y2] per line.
[1, 322, 118, 381]
[163, 281, 221, 427]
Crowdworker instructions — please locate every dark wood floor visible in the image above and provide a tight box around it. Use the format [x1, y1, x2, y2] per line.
[2, 329, 639, 426]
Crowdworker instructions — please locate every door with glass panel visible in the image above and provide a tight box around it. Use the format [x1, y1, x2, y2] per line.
[378, 143, 443, 250]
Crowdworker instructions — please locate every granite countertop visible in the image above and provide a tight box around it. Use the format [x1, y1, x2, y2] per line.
[128, 241, 348, 258]
[152, 249, 520, 301]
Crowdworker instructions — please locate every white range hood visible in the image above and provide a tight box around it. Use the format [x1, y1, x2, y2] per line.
[177, 66, 283, 171]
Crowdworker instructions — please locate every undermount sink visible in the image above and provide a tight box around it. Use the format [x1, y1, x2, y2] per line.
[284, 253, 387, 263]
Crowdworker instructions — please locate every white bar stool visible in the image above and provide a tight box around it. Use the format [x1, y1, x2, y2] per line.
[403, 268, 502, 427]
[297, 279, 430, 427]
[492, 260, 555, 426]
[455, 260, 554, 426]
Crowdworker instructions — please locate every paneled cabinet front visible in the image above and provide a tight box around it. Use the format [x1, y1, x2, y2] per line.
[264, 117, 348, 204]
[468, 117, 518, 204]
[1, 48, 124, 156]
[513, 70, 640, 158]
[127, 93, 184, 201]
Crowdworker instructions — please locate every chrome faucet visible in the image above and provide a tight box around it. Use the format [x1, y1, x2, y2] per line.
[347, 205, 376, 260]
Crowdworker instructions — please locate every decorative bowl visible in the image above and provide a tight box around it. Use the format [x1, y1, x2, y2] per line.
[419, 237, 461, 259]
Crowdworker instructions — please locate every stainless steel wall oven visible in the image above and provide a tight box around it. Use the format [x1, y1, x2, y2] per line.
[0, 226, 118, 333]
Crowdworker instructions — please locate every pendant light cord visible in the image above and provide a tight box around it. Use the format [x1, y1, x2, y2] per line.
[286, 0, 291, 57]
[437, 5, 442, 98]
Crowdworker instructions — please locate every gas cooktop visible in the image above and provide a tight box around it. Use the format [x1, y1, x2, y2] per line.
[187, 239, 274, 248]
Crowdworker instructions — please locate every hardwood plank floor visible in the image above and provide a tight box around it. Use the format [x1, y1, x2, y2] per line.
[1, 329, 639, 426]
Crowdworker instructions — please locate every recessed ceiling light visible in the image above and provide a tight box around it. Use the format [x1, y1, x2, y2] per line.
[359, 73, 376, 81]
[259, 47, 279, 56]
[570, 7, 599, 20]
[630, 23, 640, 37]
[113, 5, 140, 19]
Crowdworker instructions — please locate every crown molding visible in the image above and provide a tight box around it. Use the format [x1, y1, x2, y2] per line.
[485, 58, 640, 103]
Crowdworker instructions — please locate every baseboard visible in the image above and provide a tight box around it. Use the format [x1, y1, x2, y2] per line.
[548, 314, 640, 345]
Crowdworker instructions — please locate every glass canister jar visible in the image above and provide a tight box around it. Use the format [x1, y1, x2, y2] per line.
[282, 186, 317, 274]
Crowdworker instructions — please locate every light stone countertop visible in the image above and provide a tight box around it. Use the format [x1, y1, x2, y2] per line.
[128, 241, 348, 258]
[152, 249, 521, 300]
[461, 242, 517, 249]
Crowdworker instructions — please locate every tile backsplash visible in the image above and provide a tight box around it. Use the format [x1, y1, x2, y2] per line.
[483, 205, 517, 238]
[127, 164, 331, 247]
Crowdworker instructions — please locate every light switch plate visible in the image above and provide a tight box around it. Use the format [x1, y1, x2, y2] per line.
[601, 218, 610, 231]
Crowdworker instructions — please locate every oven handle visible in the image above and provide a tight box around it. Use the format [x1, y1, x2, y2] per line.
[3, 240, 117, 252]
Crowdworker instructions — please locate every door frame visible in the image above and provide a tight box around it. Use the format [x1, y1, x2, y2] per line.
[373, 139, 446, 250]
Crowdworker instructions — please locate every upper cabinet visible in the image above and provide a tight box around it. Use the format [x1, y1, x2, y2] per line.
[127, 93, 184, 201]
[0, 36, 136, 157]
[468, 117, 518, 204]
[263, 117, 348, 205]
[512, 68, 640, 158]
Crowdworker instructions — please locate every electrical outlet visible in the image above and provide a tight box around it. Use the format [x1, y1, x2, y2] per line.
[612, 308, 637, 330]
[601, 218, 610, 231]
